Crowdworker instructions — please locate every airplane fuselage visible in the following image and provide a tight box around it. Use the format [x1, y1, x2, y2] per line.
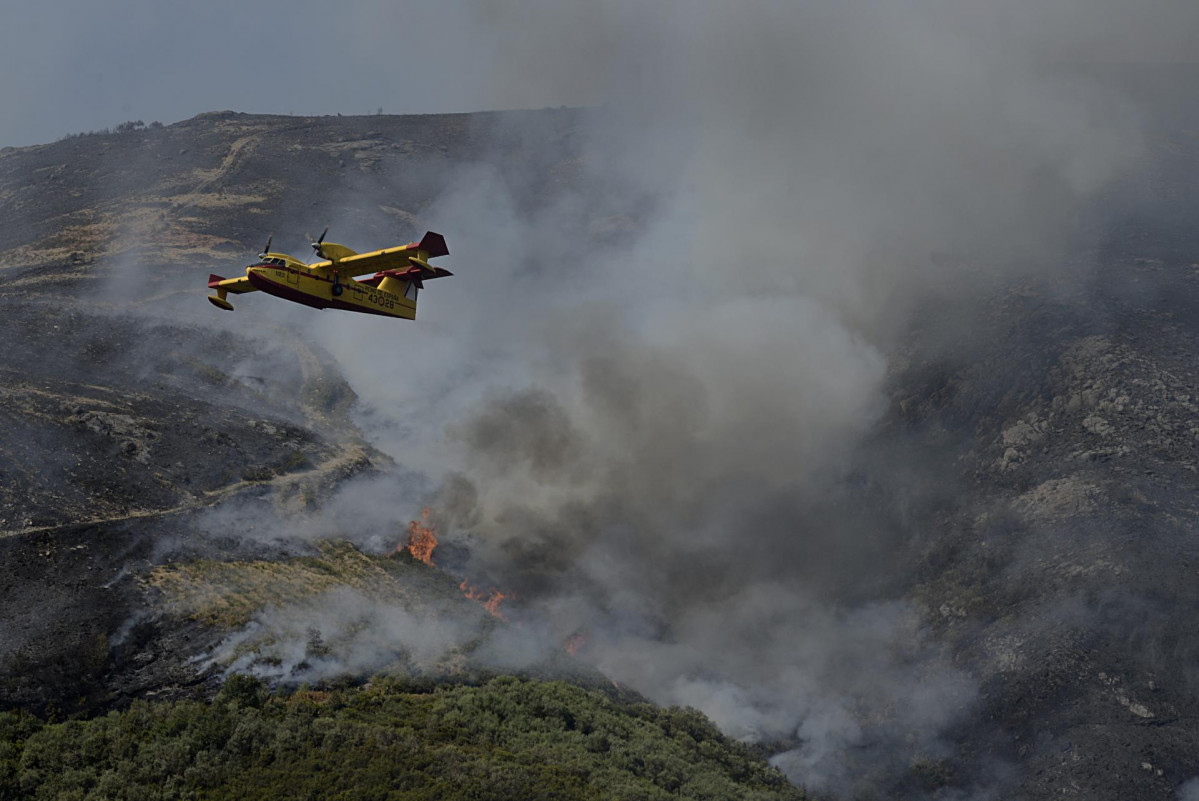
[246, 263, 417, 319]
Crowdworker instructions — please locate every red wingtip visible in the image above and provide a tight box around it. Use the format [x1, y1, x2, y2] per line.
[207, 274, 226, 289]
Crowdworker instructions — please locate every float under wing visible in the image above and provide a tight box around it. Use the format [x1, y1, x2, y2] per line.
[207, 274, 256, 311]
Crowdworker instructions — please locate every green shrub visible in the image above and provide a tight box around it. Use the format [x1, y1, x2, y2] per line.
[0, 678, 805, 801]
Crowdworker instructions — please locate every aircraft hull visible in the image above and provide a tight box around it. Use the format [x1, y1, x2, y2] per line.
[247, 266, 415, 319]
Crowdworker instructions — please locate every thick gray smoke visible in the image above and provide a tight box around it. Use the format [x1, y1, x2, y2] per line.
[278, 2, 1199, 795]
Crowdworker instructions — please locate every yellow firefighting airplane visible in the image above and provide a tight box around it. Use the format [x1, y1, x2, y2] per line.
[207, 230, 451, 319]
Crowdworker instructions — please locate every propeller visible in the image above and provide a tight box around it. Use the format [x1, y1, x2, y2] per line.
[258, 234, 272, 259]
[310, 227, 329, 260]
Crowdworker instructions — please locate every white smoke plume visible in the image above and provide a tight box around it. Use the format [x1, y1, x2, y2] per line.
[205, 586, 486, 681]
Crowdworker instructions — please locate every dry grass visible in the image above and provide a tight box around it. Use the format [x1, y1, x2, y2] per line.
[145, 540, 442, 628]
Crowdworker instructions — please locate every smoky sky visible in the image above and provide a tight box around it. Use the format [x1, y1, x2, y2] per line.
[4, 0, 1199, 148]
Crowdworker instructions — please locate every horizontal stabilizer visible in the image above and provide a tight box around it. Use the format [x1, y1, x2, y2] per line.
[402, 257, 454, 280]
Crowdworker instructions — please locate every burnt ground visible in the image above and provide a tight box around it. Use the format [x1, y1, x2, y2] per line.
[0, 289, 378, 714]
[897, 262, 1199, 798]
[0, 518, 216, 713]
[865, 169, 1199, 796]
[1, 104, 1199, 799]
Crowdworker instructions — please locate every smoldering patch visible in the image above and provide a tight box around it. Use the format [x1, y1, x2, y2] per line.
[204, 586, 490, 683]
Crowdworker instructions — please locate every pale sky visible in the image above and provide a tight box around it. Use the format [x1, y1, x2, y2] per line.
[3, 0, 1196, 147]
[0, 0, 515, 147]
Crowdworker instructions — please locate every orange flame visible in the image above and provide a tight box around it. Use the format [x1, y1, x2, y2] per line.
[460, 579, 509, 620]
[404, 508, 438, 565]
[399, 509, 511, 621]
[564, 632, 588, 656]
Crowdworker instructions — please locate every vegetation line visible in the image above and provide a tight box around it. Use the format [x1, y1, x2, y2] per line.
[0, 676, 805, 801]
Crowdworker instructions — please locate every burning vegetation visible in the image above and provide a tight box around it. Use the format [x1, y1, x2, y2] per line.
[404, 508, 438, 565]
[400, 509, 509, 620]
[564, 632, 589, 656]
[459, 581, 509, 620]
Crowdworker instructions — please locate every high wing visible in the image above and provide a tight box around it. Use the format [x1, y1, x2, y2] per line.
[315, 231, 452, 282]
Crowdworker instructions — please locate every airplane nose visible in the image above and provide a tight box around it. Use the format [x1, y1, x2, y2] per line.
[246, 267, 272, 293]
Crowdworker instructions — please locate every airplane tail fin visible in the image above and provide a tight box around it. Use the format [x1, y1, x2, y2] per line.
[417, 231, 448, 258]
